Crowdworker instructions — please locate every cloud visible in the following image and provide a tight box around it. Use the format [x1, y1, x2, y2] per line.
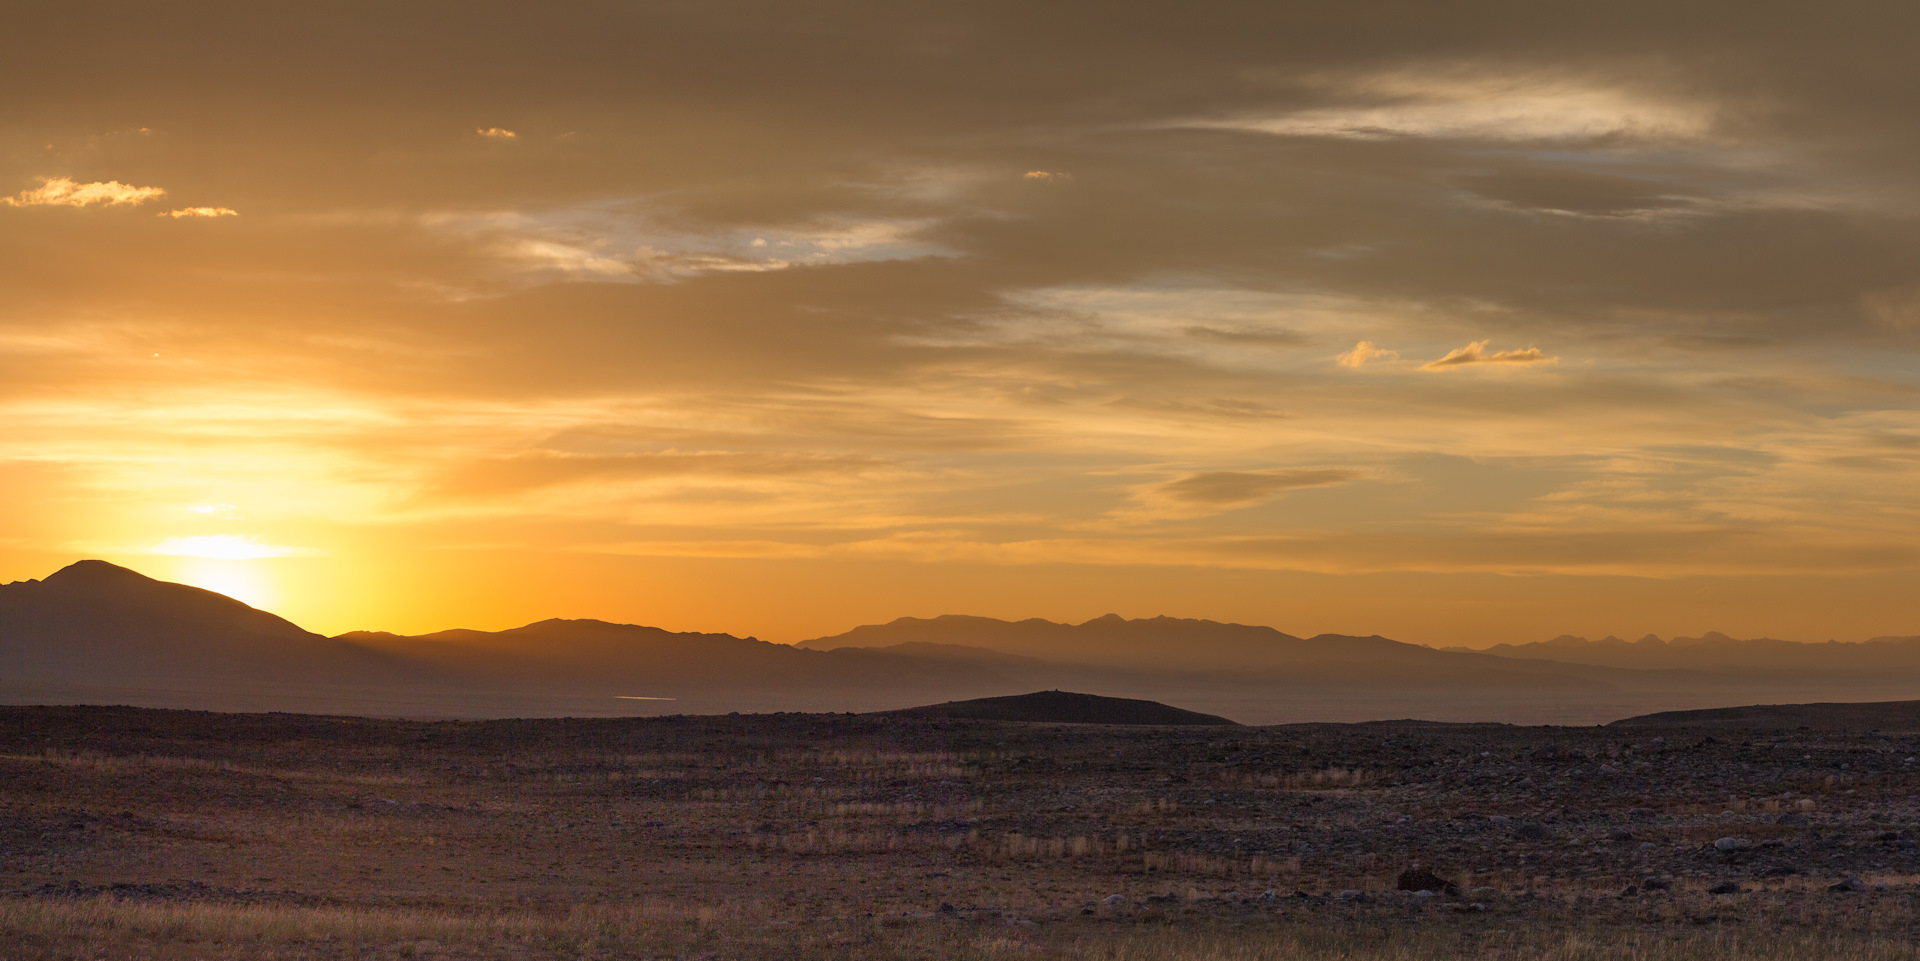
[1024, 170, 1070, 182]
[162, 206, 238, 219]
[1161, 468, 1363, 506]
[477, 127, 517, 138]
[430, 206, 945, 286]
[1420, 340, 1558, 370]
[2, 176, 165, 208]
[1186, 71, 1716, 143]
[1337, 340, 1398, 367]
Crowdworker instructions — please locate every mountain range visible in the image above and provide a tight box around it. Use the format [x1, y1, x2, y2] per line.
[4, 560, 1919, 724]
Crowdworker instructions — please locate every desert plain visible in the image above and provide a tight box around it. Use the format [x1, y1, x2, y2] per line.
[10, 701, 1920, 960]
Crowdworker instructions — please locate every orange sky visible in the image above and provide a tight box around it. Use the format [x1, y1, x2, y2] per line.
[3, 2, 1919, 646]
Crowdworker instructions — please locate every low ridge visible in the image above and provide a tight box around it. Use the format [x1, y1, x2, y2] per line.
[1610, 699, 1920, 730]
[880, 690, 1239, 726]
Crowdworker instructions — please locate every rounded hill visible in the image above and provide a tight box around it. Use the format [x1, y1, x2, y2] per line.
[879, 690, 1239, 726]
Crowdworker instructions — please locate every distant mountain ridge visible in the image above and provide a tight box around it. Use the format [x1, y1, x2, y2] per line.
[799, 613, 1464, 672]
[5, 559, 1920, 724]
[1463, 632, 1920, 672]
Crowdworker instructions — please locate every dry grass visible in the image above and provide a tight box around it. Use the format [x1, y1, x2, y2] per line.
[11, 897, 1920, 961]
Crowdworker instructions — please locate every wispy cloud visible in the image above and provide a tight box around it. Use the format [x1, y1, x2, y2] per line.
[428, 205, 945, 287]
[1421, 340, 1557, 369]
[1336, 340, 1398, 367]
[477, 127, 517, 139]
[162, 206, 237, 219]
[1161, 468, 1363, 506]
[1024, 170, 1071, 182]
[2, 176, 165, 208]
[1185, 71, 1715, 143]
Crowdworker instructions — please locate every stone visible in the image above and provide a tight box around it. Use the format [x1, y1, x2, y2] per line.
[1777, 812, 1810, 826]
[1707, 881, 1744, 895]
[1830, 876, 1867, 893]
[1714, 837, 1754, 853]
[1514, 821, 1549, 840]
[1396, 869, 1456, 894]
[1100, 894, 1126, 907]
[1628, 807, 1657, 822]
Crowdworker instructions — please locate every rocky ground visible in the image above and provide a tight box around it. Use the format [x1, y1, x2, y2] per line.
[6, 704, 1920, 958]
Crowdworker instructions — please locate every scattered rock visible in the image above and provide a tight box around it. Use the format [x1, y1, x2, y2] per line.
[1100, 894, 1124, 907]
[1707, 882, 1744, 895]
[1642, 877, 1673, 891]
[1714, 837, 1754, 853]
[1830, 876, 1867, 893]
[1396, 869, 1456, 895]
[1514, 821, 1549, 840]
[1628, 807, 1657, 822]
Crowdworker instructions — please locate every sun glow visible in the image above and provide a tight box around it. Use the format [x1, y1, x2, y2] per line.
[172, 557, 276, 610]
[148, 535, 316, 560]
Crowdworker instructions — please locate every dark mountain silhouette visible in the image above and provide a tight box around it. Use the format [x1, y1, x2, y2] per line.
[1467, 632, 1920, 673]
[0, 560, 419, 690]
[0, 561, 1021, 715]
[6, 560, 1920, 724]
[882, 690, 1238, 726]
[799, 614, 1635, 693]
[804, 613, 1499, 672]
[339, 618, 1020, 700]
[1610, 699, 1920, 729]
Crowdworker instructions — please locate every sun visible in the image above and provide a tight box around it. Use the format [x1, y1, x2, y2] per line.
[173, 557, 278, 610]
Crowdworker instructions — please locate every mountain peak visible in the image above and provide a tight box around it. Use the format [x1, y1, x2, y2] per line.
[1082, 613, 1127, 625]
[44, 559, 151, 585]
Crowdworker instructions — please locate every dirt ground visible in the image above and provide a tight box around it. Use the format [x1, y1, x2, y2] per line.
[7, 705, 1920, 959]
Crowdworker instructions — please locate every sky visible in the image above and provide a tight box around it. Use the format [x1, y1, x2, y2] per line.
[3, 1, 1919, 646]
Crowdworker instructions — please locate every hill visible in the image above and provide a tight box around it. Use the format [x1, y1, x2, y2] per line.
[880, 690, 1239, 725]
[1469, 632, 1920, 673]
[1609, 699, 1920, 730]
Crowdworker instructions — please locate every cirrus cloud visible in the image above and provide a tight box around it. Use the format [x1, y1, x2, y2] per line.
[1161, 468, 1364, 506]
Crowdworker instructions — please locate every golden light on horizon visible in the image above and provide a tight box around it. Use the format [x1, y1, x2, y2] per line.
[3, 4, 1919, 648]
